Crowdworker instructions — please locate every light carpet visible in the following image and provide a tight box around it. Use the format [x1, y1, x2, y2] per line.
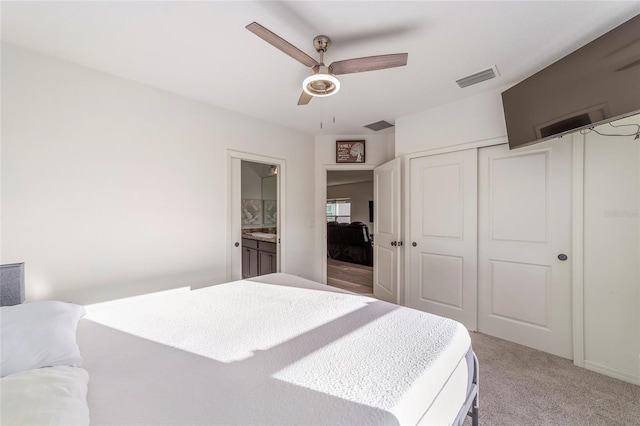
[463, 332, 640, 425]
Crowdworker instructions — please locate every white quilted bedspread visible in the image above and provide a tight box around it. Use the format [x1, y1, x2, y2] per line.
[78, 273, 470, 425]
[1, 366, 90, 425]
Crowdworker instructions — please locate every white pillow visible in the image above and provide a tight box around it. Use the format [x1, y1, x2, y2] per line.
[1, 365, 90, 425]
[1, 301, 86, 377]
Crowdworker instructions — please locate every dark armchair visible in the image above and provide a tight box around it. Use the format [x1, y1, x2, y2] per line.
[327, 221, 372, 266]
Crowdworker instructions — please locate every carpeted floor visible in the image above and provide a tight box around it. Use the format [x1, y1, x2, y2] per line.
[463, 332, 640, 425]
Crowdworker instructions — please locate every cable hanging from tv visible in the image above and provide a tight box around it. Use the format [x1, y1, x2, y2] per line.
[580, 121, 640, 140]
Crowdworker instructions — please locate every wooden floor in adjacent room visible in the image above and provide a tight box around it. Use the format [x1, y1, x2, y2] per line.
[327, 258, 374, 296]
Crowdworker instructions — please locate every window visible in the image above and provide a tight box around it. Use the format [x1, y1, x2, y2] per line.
[326, 199, 351, 223]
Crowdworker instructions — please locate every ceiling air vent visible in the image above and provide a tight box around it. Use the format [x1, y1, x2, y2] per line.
[364, 120, 394, 131]
[456, 66, 499, 88]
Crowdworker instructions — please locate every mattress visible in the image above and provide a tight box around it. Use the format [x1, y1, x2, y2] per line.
[77, 273, 473, 425]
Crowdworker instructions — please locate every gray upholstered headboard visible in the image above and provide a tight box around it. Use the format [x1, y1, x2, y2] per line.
[1, 263, 25, 306]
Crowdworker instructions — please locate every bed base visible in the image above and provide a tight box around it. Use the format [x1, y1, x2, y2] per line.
[453, 351, 479, 426]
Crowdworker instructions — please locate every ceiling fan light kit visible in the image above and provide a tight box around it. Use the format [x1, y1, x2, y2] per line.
[246, 22, 408, 106]
[303, 65, 340, 97]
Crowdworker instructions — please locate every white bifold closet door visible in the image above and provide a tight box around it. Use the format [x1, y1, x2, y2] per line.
[407, 149, 478, 331]
[478, 141, 572, 359]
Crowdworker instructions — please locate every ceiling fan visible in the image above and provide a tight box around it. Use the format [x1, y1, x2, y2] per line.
[246, 22, 408, 105]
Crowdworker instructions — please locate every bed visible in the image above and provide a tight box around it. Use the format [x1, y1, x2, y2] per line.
[2, 272, 478, 425]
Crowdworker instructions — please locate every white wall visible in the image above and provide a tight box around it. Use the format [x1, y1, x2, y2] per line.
[327, 180, 374, 231]
[313, 133, 394, 281]
[1, 43, 315, 304]
[262, 176, 276, 200]
[315, 133, 395, 165]
[582, 115, 640, 384]
[395, 88, 508, 156]
[241, 161, 265, 200]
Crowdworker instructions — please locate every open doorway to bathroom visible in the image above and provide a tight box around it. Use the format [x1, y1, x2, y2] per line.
[227, 151, 284, 282]
[240, 160, 278, 279]
[326, 170, 374, 295]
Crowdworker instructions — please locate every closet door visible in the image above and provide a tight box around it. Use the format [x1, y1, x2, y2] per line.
[407, 149, 478, 330]
[478, 142, 572, 359]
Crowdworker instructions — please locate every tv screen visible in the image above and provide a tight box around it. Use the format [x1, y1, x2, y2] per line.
[502, 14, 640, 149]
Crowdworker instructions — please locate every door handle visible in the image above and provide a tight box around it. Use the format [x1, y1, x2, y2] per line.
[391, 241, 397, 246]
[397, 241, 403, 246]
[412, 242, 417, 247]
[235, 242, 240, 247]
[558, 254, 568, 261]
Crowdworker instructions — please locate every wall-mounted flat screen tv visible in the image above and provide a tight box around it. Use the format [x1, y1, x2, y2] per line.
[502, 14, 640, 149]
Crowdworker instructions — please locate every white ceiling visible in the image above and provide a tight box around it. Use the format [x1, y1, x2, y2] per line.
[2, 1, 639, 136]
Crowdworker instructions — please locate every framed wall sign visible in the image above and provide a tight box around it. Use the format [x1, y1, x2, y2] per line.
[336, 140, 365, 163]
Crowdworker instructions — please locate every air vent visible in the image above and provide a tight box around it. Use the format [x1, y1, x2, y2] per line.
[364, 120, 394, 131]
[456, 66, 499, 88]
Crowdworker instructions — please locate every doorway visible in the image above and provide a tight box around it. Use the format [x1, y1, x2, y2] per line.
[227, 151, 285, 282]
[240, 161, 279, 279]
[325, 170, 374, 295]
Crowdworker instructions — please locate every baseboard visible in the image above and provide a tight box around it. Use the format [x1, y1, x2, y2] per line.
[583, 360, 640, 386]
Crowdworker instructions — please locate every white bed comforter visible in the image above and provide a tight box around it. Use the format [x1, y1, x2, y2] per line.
[0, 366, 90, 425]
[78, 273, 471, 425]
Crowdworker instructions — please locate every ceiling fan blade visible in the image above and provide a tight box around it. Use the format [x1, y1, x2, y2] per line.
[246, 22, 319, 68]
[297, 91, 313, 105]
[330, 53, 408, 75]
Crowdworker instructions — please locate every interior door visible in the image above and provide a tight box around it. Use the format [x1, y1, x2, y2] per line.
[407, 149, 478, 330]
[373, 158, 401, 304]
[478, 141, 572, 359]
